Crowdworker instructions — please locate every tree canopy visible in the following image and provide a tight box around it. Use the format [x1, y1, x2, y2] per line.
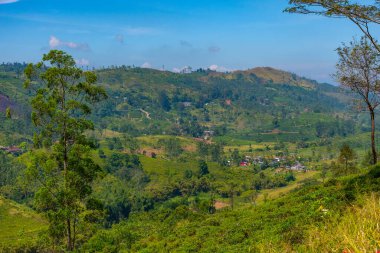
[286, 1, 380, 52]
[24, 50, 107, 250]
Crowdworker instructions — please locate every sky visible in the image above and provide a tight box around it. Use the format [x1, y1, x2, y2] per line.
[0, 0, 371, 83]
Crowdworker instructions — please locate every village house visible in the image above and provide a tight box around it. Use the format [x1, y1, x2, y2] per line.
[289, 161, 306, 171]
[203, 130, 214, 140]
[252, 156, 264, 165]
[182, 102, 192, 107]
[239, 161, 249, 167]
[274, 167, 288, 174]
[0, 146, 23, 156]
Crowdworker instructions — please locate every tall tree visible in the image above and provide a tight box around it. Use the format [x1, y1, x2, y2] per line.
[210, 142, 224, 163]
[335, 37, 380, 164]
[197, 141, 209, 158]
[286, 1, 380, 164]
[159, 137, 183, 158]
[286, 1, 380, 53]
[158, 90, 171, 111]
[231, 148, 241, 166]
[24, 50, 107, 250]
[338, 143, 356, 172]
[198, 159, 209, 177]
[5, 107, 11, 119]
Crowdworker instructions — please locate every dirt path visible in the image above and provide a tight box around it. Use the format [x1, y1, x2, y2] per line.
[214, 201, 230, 210]
[140, 108, 151, 120]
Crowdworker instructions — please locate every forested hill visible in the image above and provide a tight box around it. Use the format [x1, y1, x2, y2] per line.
[93, 65, 357, 141]
[0, 63, 360, 144]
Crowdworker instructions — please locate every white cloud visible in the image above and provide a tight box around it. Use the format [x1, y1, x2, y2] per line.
[208, 64, 229, 72]
[208, 64, 218, 71]
[49, 36, 60, 48]
[75, 58, 90, 66]
[172, 66, 192, 73]
[49, 36, 90, 51]
[141, 62, 152, 68]
[0, 0, 18, 4]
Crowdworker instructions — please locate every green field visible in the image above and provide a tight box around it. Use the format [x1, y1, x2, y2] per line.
[0, 197, 46, 249]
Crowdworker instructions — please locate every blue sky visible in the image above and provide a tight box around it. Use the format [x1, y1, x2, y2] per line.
[0, 0, 369, 83]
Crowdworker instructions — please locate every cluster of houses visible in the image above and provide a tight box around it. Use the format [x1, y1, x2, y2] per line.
[238, 155, 307, 172]
[288, 161, 307, 171]
[0, 146, 23, 156]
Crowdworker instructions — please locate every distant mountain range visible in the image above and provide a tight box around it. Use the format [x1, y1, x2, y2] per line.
[0, 63, 363, 144]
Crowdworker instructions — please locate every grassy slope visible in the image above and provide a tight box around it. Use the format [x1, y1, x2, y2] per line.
[252, 170, 319, 204]
[0, 196, 46, 248]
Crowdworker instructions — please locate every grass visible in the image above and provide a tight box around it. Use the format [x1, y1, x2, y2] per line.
[137, 135, 198, 152]
[0, 196, 46, 248]
[139, 155, 231, 188]
[254, 170, 319, 203]
[303, 193, 380, 252]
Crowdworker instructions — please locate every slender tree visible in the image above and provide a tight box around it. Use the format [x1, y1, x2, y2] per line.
[250, 190, 259, 206]
[335, 37, 380, 164]
[321, 164, 328, 183]
[286, 1, 380, 164]
[158, 90, 171, 111]
[198, 159, 209, 177]
[228, 182, 238, 210]
[5, 107, 11, 119]
[197, 141, 209, 159]
[210, 142, 224, 163]
[231, 148, 241, 166]
[338, 143, 356, 173]
[24, 50, 107, 250]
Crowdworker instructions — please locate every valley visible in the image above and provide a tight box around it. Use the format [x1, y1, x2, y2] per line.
[0, 62, 378, 252]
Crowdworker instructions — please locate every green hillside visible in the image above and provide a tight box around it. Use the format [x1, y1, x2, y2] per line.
[0, 196, 47, 251]
[0, 63, 360, 145]
[83, 165, 380, 252]
[93, 66, 356, 141]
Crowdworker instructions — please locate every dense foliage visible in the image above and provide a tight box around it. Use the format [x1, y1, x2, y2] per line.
[80, 166, 380, 252]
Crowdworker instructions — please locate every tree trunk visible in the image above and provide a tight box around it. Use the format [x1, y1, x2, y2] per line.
[229, 191, 234, 210]
[345, 159, 348, 173]
[370, 109, 377, 164]
[64, 131, 71, 250]
[67, 218, 72, 251]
